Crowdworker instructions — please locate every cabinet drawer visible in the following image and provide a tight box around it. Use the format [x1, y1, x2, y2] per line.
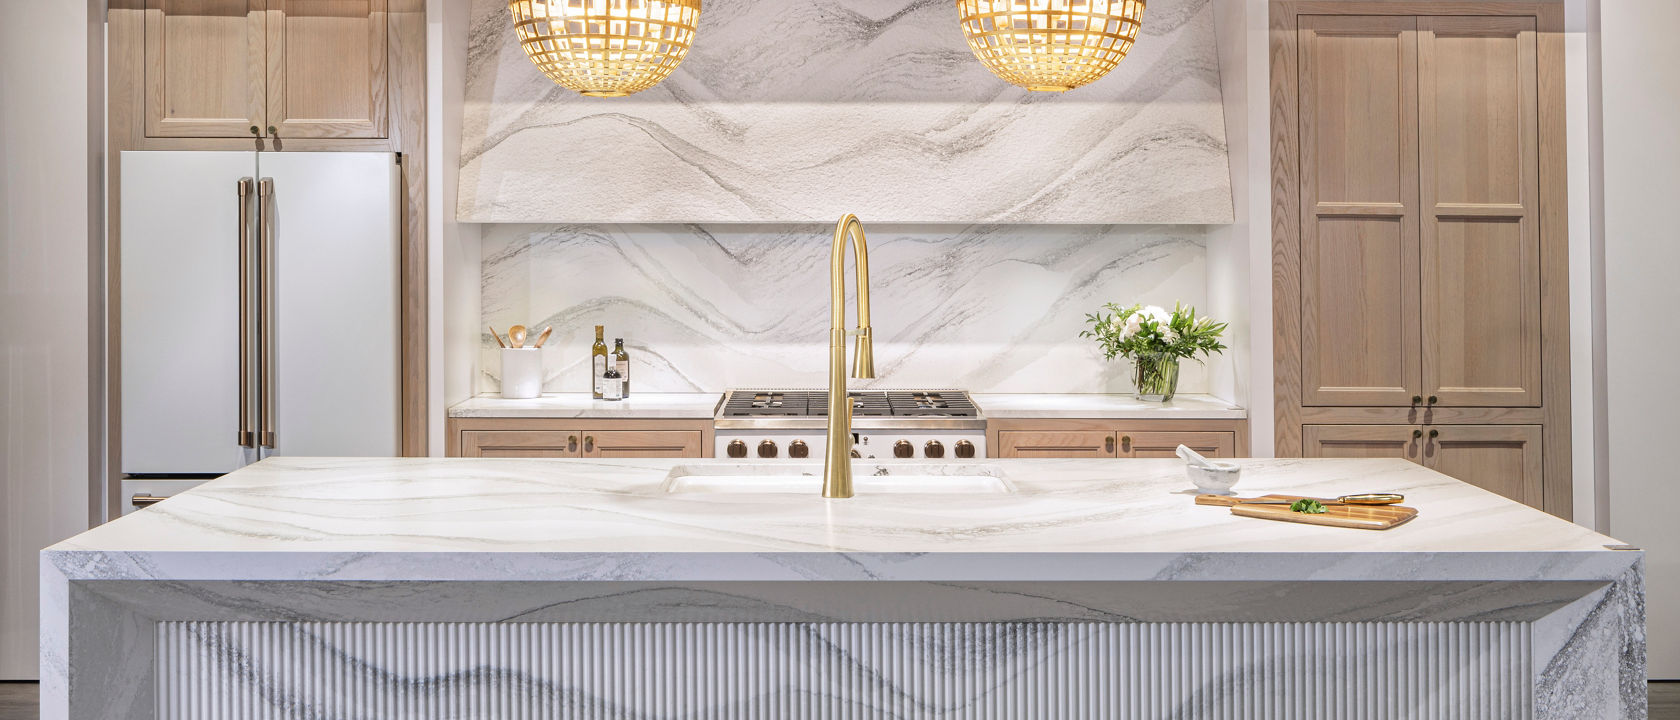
[997, 431, 1115, 458]
[459, 430, 582, 458]
[584, 430, 703, 459]
[1117, 431, 1235, 459]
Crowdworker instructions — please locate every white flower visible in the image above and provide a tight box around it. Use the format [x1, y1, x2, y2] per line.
[1121, 313, 1143, 339]
[1143, 305, 1171, 325]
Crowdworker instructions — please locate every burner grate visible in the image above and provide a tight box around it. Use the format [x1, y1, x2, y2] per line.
[720, 391, 815, 417]
[887, 390, 978, 417]
[809, 391, 893, 417]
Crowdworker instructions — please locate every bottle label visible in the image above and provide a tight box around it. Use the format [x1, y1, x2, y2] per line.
[593, 356, 605, 393]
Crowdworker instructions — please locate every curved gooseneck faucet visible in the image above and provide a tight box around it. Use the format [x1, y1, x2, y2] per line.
[822, 214, 876, 499]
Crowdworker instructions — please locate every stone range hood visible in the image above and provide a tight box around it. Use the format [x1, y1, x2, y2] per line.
[458, 0, 1234, 225]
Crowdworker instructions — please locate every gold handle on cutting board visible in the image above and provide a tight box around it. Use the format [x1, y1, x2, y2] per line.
[131, 494, 167, 508]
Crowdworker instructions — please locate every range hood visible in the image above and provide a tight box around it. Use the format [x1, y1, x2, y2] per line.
[457, 0, 1234, 225]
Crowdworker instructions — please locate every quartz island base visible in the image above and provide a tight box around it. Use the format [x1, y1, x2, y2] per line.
[43, 457, 1644, 718]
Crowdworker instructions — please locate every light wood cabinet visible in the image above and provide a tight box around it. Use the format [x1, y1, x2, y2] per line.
[1274, 4, 1570, 518]
[448, 418, 712, 459]
[1304, 425, 1420, 462]
[583, 430, 703, 459]
[1117, 431, 1235, 459]
[1304, 423, 1541, 508]
[144, 0, 266, 138]
[144, 0, 388, 139]
[1417, 17, 1542, 407]
[998, 431, 1115, 459]
[459, 429, 582, 459]
[992, 420, 1247, 459]
[1297, 16, 1422, 407]
[1424, 424, 1542, 508]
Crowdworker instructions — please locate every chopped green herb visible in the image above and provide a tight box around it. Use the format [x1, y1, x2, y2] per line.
[1290, 499, 1328, 514]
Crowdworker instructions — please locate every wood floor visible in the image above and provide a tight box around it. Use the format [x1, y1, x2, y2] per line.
[0, 680, 1675, 718]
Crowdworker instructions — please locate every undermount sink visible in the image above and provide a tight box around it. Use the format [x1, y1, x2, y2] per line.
[662, 464, 1015, 495]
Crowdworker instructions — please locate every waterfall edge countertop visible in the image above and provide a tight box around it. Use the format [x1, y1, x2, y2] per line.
[47, 456, 1627, 584]
[41, 457, 1645, 718]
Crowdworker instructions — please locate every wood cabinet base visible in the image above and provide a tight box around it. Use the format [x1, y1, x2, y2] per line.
[990, 419, 1248, 459]
[447, 418, 713, 459]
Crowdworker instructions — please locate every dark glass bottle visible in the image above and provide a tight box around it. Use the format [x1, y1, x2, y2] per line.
[612, 338, 630, 397]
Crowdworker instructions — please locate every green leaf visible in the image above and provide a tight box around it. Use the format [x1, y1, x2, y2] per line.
[1289, 498, 1328, 514]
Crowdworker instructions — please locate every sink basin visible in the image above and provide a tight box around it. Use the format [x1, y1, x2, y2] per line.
[662, 464, 1014, 495]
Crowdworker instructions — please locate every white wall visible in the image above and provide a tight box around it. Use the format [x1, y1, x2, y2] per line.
[0, 0, 103, 679]
[1210, 0, 1274, 456]
[1599, 0, 1680, 679]
[429, 0, 482, 451]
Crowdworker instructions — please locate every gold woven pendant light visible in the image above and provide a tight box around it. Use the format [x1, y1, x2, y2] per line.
[957, 0, 1145, 92]
[508, 0, 702, 98]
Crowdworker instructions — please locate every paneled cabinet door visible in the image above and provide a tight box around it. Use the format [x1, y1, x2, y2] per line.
[1118, 431, 1236, 459]
[1417, 17, 1542, 407]
[997, 431, 1115, 459]
[458, 430, 583, 458]
[145, 0, 267, 138]
[582, 430, 704, 459]
[265, 0, 389, 138]
[1296, 16, 1423, 407]
[1302, 425, 1421, 462]
[1423, 424, 1542, 508]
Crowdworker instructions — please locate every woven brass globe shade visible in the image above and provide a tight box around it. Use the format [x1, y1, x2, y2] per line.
[508, 0, 702, 98]
[957, 0, 1145, 92]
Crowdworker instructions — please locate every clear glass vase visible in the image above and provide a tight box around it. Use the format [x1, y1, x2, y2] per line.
[1132, 352, 1181, 402]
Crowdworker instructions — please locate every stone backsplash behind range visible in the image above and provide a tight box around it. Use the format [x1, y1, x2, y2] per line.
[480, 224, 1212, 394]
[460, 0, 1231, 224]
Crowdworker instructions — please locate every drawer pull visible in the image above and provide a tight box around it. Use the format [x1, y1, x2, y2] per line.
[568, 435, 579, 452]
[1104, 436, 1115, 453]
[131, 494, 168, 508]
[584, 435, 595, 452]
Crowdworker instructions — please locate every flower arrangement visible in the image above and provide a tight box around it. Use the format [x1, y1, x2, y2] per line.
[1081, 303, 1227, 401]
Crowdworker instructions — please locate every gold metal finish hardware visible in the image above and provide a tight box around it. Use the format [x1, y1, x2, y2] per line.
[1428, 429, 1440, 439]
[822, 215, 876, 499]
[568, 435, 579, 453]
[758, 440, 778, 458]
[131, 494, 167, 508]
[249, 125, 259, 136]
[954, 439, 976, 459]
[257, 178, 277, 449]
[1412, 395, 1422, 404]
[508, 0, 701, 97]
[1413, 429, 1423, 439]
[924, 440, 945, 459]
[584, 435, 595, 453]
[788, 440, 809, 459]
[1120, 435, 1131, 453]
[267, 125, 277, 137]
[958, 0, 1146, 92]
[1105, 435, 1115, 453]
[893, 440, 914, 459]
[726, 439, 747, 458]
[237, 178, 256, 448]
[1427, 395, 1438, 405]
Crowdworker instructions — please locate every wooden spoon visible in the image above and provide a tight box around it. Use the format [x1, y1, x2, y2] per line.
[533, 325, 553, 348]
[488, 325, 507, 348]
[508, 325, 528, 348]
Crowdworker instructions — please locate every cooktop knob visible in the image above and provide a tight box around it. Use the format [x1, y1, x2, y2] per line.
[788, 439, 809, 458]
[954, 439, 976, 459]
[893, 439, 915, 459]
[726, 440, 748, 459]
[924, 440, 945, 458]
[758, 440, 779, 458]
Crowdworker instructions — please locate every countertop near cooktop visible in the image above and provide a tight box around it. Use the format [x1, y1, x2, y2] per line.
[447, 393, 1245, 420]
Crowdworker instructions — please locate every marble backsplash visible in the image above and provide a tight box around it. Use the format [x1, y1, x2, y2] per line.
[479, 223, 1213, 395]
[459, 0, 1232, 224]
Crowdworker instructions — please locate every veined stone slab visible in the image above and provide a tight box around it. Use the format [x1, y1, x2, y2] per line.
[459, 0, 1235, 224]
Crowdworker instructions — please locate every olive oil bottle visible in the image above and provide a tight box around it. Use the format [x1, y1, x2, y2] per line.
[591, 325, 608, 399]
[612, 338, 631, 397]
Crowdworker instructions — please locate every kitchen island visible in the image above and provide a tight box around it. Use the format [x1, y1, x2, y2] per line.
[43, 457, 1642, 718]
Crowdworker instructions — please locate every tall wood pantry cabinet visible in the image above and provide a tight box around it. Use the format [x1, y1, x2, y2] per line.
[1271, 3, 1572, 516]
[143, 0, 388, 139]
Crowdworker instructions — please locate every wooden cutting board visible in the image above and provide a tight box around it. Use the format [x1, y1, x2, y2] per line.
[1195, 493, 1418, 531]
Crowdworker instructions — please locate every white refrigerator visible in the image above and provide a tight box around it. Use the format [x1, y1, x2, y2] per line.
[120, 151, 400, 491]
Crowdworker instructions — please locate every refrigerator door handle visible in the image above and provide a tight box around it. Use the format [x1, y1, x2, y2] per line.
[237, 177, 256, 448]
[258, 177, 277, 449]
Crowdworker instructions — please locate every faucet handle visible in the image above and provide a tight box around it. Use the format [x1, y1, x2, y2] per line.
[851, 326, 875, 379]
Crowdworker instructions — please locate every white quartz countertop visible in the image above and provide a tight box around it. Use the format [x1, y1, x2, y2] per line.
[449, 392, 1241, 420]
[449, 392, 722, 419]
[48, 457, 1630, 585]
[972, 393, 1244, 419]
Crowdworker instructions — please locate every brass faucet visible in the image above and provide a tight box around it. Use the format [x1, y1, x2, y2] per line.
[822, 214, 876, 499]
